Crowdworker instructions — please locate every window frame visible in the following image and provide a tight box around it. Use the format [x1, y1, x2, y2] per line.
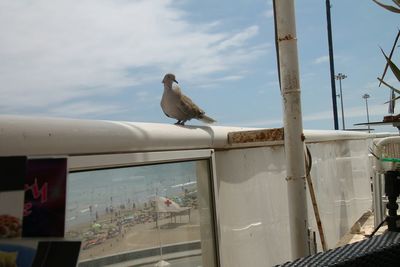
[67, 149, 221, 266]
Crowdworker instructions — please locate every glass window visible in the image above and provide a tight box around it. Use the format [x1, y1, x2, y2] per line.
[65, 159, 217, 267]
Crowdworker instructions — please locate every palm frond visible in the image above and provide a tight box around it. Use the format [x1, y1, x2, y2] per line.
[377, 77, 400, 94]
[381, 48, 400, 82]
[379, 30, 400, 86]
[373, 0, 400, 13]
[384, 95, 400, 104]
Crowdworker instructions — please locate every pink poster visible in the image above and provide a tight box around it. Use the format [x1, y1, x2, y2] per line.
[22, 158, 67, 237]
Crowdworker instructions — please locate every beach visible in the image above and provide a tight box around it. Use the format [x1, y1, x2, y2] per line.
[64, 161, 203, 262]
[66, 207, 200, 261]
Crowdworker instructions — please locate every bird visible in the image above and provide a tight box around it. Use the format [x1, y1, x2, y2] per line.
[161, 73, 216, 125]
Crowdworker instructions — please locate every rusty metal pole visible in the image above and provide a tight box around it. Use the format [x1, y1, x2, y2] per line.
[274, 0, 309, 259]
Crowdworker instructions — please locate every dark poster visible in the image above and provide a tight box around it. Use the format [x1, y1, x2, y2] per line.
[0, 156, 27, 239]
[23, 158, 67, 237]
[32, 240, 81, 267]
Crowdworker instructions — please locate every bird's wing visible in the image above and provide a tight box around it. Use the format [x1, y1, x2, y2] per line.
[171, 84, 204, 119]
[177, 94, 204, 119]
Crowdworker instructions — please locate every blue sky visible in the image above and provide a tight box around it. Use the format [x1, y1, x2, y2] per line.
[0, 0, 399, 132]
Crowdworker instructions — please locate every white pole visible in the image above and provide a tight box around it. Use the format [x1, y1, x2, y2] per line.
[274, 0, 309, 259]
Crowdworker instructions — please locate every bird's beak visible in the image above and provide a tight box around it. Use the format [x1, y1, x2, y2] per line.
[174, 79, 178, 84]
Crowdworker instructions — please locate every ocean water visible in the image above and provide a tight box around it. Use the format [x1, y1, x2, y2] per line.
[65, 161, 199, 229]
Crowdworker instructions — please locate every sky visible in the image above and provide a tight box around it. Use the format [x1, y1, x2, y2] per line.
[0, 0, 399, 132]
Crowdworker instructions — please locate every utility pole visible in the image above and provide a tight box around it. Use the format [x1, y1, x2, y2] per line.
[335, 73, 347, 130]
[326, 0, 339, 130]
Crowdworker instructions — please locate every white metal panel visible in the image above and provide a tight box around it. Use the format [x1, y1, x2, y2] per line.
[306, 139, 372, 249]
[215, 147, 291, 266]
[215, 139, 373, 266]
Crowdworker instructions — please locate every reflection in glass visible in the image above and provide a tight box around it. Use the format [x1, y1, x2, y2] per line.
[65, 160, 216, 266]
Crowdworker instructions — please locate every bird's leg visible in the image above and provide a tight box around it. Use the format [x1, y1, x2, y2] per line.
[175, 120, 182, 125]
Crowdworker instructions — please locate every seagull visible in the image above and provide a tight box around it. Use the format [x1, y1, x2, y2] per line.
[161, 73, 216, 125]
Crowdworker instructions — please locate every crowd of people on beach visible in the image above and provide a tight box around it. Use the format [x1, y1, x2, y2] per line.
[67, 189, 198, 255]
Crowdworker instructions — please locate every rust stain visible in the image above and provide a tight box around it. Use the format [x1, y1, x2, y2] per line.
[301, 133, 306, 142]
[285, 176, 293, 181]
[278, 34, 296, 42]
[286, 175, 306, 181]
[228, 128, 284, 144]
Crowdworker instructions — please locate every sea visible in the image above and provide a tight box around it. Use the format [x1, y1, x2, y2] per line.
[65, 161, 200, 230]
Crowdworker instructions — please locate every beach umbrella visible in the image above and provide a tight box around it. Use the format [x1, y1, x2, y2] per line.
[154, 196, 184, 213]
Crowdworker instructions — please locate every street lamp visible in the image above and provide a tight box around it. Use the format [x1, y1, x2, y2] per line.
[335, 73, 347, 130]
[363, 93, 371, 133]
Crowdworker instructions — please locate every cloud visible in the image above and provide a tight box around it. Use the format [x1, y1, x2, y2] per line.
[47, 101, 127, 118]
[225, 118, 282, 127]
[216, 75, 244, 81]
[313, 55, 330, 64]
[216, 26, 259, 51]
[0, 0, 269, 114]
[263, 0, 274, 18]
[135, 90, 160, 103]
[228, 103, 390, 128]
[303, 104, 388, 122]
[264, 9, 274, 18]
[313, 54, 349, 65]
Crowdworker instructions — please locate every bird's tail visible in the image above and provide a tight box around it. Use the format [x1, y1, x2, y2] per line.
[199, 114, 216, 124]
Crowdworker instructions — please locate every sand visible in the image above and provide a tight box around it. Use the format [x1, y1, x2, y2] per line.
[67, 208, 200, 261]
